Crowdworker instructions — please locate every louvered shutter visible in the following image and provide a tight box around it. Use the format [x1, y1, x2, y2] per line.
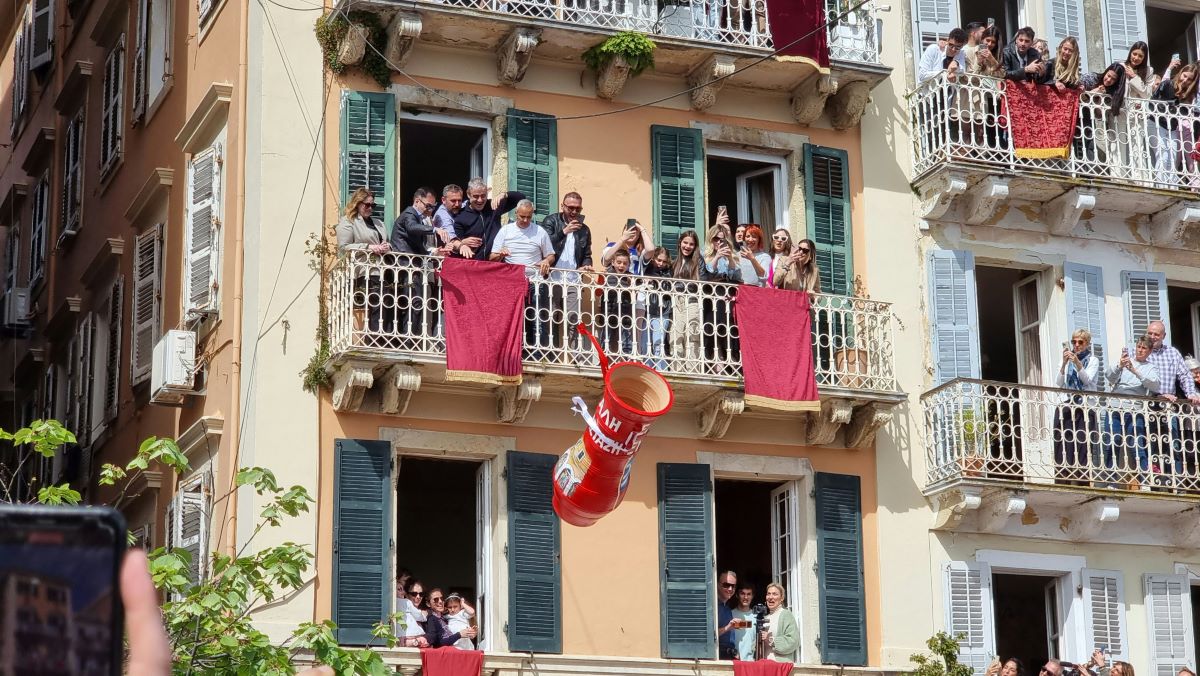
[943, 561, 995, 676]
[10, 11, 28, 136]
[132, 0, 149, 122]
[507, 110, 557, 223]
[130, 523, 152, 549]
[63, 113, 84, 234]
[651, 126, 706, 254]
[341, 91, 396, 229]
[332, 439, 393, 645]
[1065, 262, 1108, 370]
[805, 145, 853, 296]
[1103, 0, 1147, 66]
[1145, 573, 1196, 676]
[1083, 569, 1128, 661]
[65, 332, 79, 435]
[184, 143, 220, 316]
[913, 0, 958, 64]
[657, 462, 714, 659]
[199, 0, 215, 24]
[507, 451, 562, 653]
[29, 177, 47, 284]
[1122, 271, 1170, 344]
[131, 225, 162, 385]
[929, 250, 981, 383]
[101, 38, 124, 171]
[104, 277, 123, 422]
[815, 472, 866, 665]
[29, 0, 52, 70]
[5, 228, 18, 289]
[75, 315, 94, 446]
[41, 362, 55, 422]
[180, 476, 209, 588]
[1045, 0, 1088, 72]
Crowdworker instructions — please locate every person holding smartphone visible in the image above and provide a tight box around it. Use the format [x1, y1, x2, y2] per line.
[737, 224, 772, 287]
[701, 226, 741, 366]
[540, 192, 594, 356]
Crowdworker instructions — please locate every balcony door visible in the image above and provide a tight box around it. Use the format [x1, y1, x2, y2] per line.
[398, 111, 492, 215]
[1013, 274, 1043, 386]
[707, 147, 789, 235]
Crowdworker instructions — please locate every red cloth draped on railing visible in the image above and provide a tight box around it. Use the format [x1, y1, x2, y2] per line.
[439, 257, 527, 385]
[734, 285, 820, 411]
[420, 647, 483, 676]
[766, 0, 829, 67]
[1002, 80, 1080, 159]
[733, 659, 795, 676]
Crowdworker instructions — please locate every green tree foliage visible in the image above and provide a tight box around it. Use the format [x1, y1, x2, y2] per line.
[908, 632, 977, 676]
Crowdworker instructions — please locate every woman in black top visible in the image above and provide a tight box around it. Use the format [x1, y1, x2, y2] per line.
[1152, 63, 1198, 187]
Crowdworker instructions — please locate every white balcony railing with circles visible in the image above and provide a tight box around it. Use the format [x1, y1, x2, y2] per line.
[910, 72, 1200, 191]
[328, 251, 898, 393]
[923, 378, 1200, 496]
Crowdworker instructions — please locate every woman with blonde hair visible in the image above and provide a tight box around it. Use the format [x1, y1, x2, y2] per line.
[1053, 328, 1100, 485]
[1042, 36, 1081, 90]
[337, 187, 392, 340]
[1078, 648, 1134, 676]
[756, 582, 799, 662]
[774, 237, 821, 293]
[1152, 61, 1198, 186]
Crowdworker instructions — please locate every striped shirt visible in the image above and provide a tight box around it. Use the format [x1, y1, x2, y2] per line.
[1145, 343, 1198, 398]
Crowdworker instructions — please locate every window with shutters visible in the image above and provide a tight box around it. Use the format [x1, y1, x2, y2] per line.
[1103, 0, 1147, 65]
[912, 0, 958, 70]
[184, 137, 223, 319]
[132, 0, 149, 123]
[397, 113, 490, 226]
[29, 0, 54, 71]
[168, 471, 212, 598]
[507, 451, 562, 653]
[92, 276, 123, 442]
[1065, 263, 1109, 371]
[943, 561, 995, 676]
[652, 126, 706, 255]
[804, 145, 853, 296]
[29, 175, 49, 288]
[331, 439, 393, 645]
[62, 110, 85, 236]
[130, 523, 153, 549]
[69, 315, 95, 446]
[1083, 569, 1128, 662]
[815, 472, 866, 665]
[658, 463, 714, 659]
[133, 0, 172, 123]
[100, 37, 125, 175]
[131, 224, 163, 386]
[199, 0, 216, 28]
[4, 226, 19, 291]
[507, 109, 557, 224]
[341, 91, 396, 229]
[10, 7, 31, 140]
[1123, 271, 1171, 345]
[928, 249, 981, 383]
[1145, 573, 1196, 676]
[1045, 0, 1088, 71]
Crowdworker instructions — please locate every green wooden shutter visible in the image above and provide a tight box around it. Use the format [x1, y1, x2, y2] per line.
[507, 451, 561, 653]
[657, 462, 714, 659]
[652, 126, 706, 254]
[507, 109, 557, 223]
[340, 90, 396, 229]
[332, 438, 393, 645]
[815, 472, 866, 666]
[805, 145, 853, 296]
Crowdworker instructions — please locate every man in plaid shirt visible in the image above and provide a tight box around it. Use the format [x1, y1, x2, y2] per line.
[1145, 321, 1200, 403]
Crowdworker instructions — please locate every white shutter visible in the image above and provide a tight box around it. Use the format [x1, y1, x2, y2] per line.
[1045, 0, 1088, 72]
[1083, 569, 1128, 661]
[62, 112, 84, 234]
[1145, 573, 1196, 676]
[131, 224, 162, 385]
[29, 0, 52, 70]
[1103, 0, 1147, 66]
[1065, 262, 1108, 370]
[29, 176, 48, 284]
[199, 0, 214, 24]
[1122, 271, 1170, 345]
[104, 276, 123, 423]
[65, 331, 79, 436]
[10, 10, 29, 137]
[101, 37, 124, 171]
[75, 315, 94, 446]
[943, 561, 995, 676]
[173, 473, 210, 591]
[770, 481, 802, 616]
[130, 523, 152, 549]
[929, 250, 981, 383]
[184, 143, 220, 316]
[912, 0, 957, 67]
[132, 0, 149, 123]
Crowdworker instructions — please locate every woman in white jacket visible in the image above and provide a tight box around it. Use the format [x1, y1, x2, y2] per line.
[1123, 42, 1156, 184]
[1053, 329, 1101, 486]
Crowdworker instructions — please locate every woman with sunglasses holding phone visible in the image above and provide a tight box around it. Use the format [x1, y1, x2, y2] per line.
[1053, 329, 1101, 485]
[337, 187, 393, 342]
[701, 226, 742, 366]
[399, 578, 430, 647]
[773, 237, 821, 293]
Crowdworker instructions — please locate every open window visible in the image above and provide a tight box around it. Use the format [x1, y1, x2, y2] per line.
[399, 113, 490, 212]
[714, 479, 801, 615]
[706, 149, 787, 235]
[1146, 4, 1199, 76]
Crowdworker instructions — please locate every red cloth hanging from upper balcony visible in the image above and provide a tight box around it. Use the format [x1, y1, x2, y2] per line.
[1002, 80, 1081, 159]
[733, 285, 820, 411]
[766, 0, 830, 68]
[440, 257, 527, 386]
[420, 647, 483, 676]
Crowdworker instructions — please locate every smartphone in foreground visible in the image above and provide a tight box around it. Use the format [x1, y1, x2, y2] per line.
[625, 218, 637, 229]
[0, 504, 126, 676]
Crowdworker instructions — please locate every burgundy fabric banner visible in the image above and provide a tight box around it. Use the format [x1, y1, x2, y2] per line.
[766, 0, 830, 67]
[733, 659, 795, 676]
[734, 285, 820, 411]
[439, 257, 527, 385]
[1002, 80, 1081, 159]
[420, 647, 483, 676]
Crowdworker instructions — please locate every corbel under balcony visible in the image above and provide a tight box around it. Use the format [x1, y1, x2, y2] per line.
[331, 359, 423, 416]
[21, 128, 56, 176]
[385, 12, 422, 70]
[697, 390, 745, 439]
[687, 54, 737, 112]
[790, 73, 837, 126]
[1176, 506, 1200, 549]
[497, 377, 542, 424]
[1063, 499, 1120, 541]
[1042, 187, 1097, 236]
[963, 176, 1010, 225]
[932, 486, 1027, 532]
[805, 398, 853, 445]
[1151, 201, 1200, 246]
[54, 61, 94, 114]
[826, 58, 891, 130]
[81, 237, 125, 287]
[497, 27, 541, 87]
[916, 170, 968, 229]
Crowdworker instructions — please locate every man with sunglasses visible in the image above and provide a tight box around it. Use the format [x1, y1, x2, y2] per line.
[390, 187, 439, 256]
[716, 570, 738, 659]
[388, 187, 442, 337]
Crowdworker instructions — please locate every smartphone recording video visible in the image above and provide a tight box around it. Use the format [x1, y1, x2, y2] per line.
[0, 505, 126, 676]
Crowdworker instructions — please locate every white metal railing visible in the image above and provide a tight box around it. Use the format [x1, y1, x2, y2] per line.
[923, 378, 1200, 495]
[910, 72, 1200, 190]
[826, 0, 880, 64]
[415, 0, 773, 50]
[328, 251, 898, 393]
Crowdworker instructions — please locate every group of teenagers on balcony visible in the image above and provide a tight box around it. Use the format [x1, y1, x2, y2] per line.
[336, 182, 821, 367]
[919, 22, 1200, 187]
[1053, 320, 1200, 491]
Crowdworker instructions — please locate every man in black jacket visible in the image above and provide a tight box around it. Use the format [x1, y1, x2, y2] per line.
[540, 192, 594, 354]
[389, 187, 438, 255]
[452, 178, 525, 260]
[388, 187, 439, 337]
[1003, 26, 1045, 81]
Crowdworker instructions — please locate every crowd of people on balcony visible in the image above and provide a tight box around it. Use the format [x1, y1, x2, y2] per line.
[1051, 320, 1200, 491]
[394, 570, 478, 650]
[918, 22, 1200, 187]
[336, 183, 822, 366]
[983, 651, 1155, 676]
[715, 571, 798, 663]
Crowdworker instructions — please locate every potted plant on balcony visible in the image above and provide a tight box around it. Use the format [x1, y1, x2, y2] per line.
[583, 31, 656, 100]
[833, 275, 872, 389]
[957, 405, 989, 477]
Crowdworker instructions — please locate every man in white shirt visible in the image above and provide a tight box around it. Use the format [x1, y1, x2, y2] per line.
[918, 27, 967, 83]
[491, 199, 556, 360]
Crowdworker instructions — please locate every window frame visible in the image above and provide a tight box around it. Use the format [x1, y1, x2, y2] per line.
[100, 35, 126, 176]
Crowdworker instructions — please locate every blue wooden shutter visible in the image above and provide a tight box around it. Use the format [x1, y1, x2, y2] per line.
[507, 451, 561, 653]
[1064, 262, 1109, 370]
[652, 126, 706, 254]
[657, 462, 715, 659]
[332, 438, 393, 645]
[805, 145, 853, 296]
[340, 90, 396, 229]
[928, 249, 981, 383]
[815, 472, 867, 666]
[507, 109, 557, 223]
[1122, 270, 1171, 344]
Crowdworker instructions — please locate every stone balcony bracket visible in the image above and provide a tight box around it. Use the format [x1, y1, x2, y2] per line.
[385, 12, 423, 70]
[791, 73, 837, 126]
[380, 365, 422, 416]
[805, 398, 854, 445]
[1062, 499, 1121, 541]
[932, 486, 984, 530]
[338, 22, 369, 66]
[964, 176, 1010, 225]
[828, 79, 873, 130]
[916, 170, 968, 229]
[844, 401, 895, 448]
[932, 486, 1028, 532]
[332, 360, 424, 416]
[1174, 507, 1200, 549]
[697, 390, 746, 439]
[1151, 201, 1200, 246]
[688, 54, 737, 111]
[1043, 187, 1098, 236]
[331, 359, 377, 413]
[497, 377, 542, 424]
[497, 26, 542, 86]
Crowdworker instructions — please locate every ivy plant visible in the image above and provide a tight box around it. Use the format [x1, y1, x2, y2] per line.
[582, 31, 657, 76]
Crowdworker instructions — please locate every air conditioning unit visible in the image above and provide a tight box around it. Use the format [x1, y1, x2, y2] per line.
[3, 287, 29, 326]
[151, 330, 197, 404]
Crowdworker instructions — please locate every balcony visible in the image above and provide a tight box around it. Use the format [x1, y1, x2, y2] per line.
[909, 73, 1200, 241]
[325, 252, 903, 444]
[337, 0, 890, 127]
[922, 378, 1200, 546]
